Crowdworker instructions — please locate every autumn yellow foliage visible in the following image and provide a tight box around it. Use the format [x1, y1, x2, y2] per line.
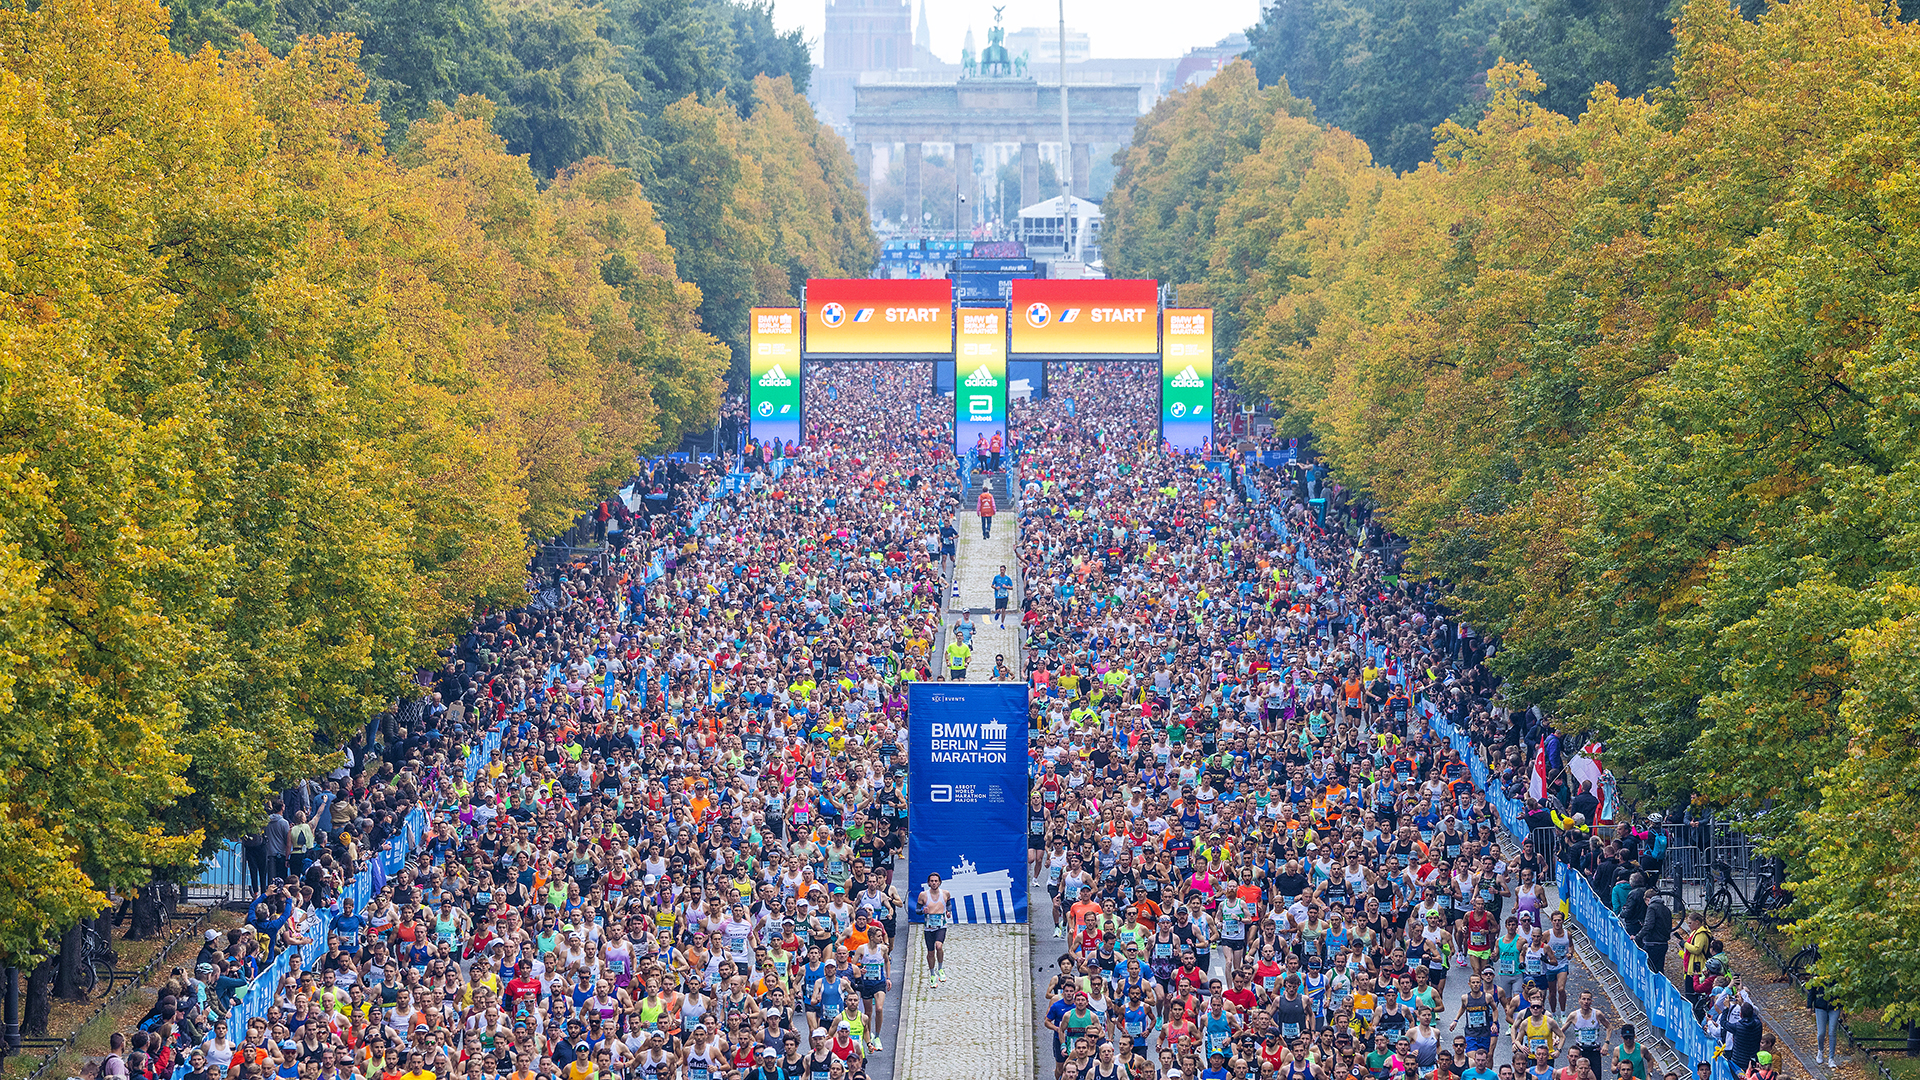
[1106, 0, 1920, 1017]
[0, 0, 726, 960]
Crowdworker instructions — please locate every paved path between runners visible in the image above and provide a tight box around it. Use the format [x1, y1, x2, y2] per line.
[945, 509, 1020, 680]
[895, 924, 1034, 1080]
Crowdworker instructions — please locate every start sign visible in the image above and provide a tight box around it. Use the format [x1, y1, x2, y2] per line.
[1008, 280, 1160, 357]
[804, 280, 953, 357]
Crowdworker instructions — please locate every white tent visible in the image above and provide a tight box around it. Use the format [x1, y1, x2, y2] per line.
[1017, 195, 1103, 258]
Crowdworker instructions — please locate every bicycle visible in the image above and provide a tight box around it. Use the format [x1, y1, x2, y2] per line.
[1703, 859, 1792, 929]
[1782, 942, 1818, 983]
[70, 924, 118, 999]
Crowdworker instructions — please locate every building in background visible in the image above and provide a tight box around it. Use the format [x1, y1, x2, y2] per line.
[813, 3, 1249, 258]
[813, 0, 927, 133]
[1003, 25, 1091, 65]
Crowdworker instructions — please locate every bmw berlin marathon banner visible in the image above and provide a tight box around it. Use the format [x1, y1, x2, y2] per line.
[953, 307, 1008, 459]
[1161, 307, 1215, 453]
[748, 308, 802, 446]
[908, 682, 1029, 924]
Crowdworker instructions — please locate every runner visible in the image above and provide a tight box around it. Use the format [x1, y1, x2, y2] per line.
[993, 564, 1015, 627]
[919, 871, 953, 986]
[852, 928, 892, 1052]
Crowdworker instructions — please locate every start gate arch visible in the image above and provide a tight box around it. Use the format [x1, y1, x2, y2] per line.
[747, 278, 1217, 460]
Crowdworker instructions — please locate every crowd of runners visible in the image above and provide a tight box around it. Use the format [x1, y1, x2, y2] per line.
[1013, 367, 1672, 1080]
[160, 364, 968, 1080]
[138, 358, 1783, 1080]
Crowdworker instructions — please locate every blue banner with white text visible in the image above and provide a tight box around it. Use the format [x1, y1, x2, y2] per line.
[908, 682, 1029, 924]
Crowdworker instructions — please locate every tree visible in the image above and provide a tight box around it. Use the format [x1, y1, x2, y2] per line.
[726, 0, 807, 98]
[875, 154, 956, 230]
[347, 0, 517, 134]
[1493, 0, 1676, 118]
[0, 0, 728, 972]
[988, 159, 1059, 226]
[1243, 0, 1516, 172]
[496, 0, 639, 177]
[1109, 0, 1920, 1017]
[636, 81, 874, 389]
[1103, 62, 1312, 304]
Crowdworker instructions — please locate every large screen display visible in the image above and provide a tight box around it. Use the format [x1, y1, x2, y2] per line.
[803, 279, 953, 357]
[953, 306, 1008, 462]
[1008, 279, 1159, 357]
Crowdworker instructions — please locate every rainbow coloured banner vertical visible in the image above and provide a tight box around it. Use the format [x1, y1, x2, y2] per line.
[749, 308, 802, 447]
[953, 306, 1008, 461]
[1161, 307, 1214, 453]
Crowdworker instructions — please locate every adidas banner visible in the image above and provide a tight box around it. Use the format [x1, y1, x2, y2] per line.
[1161, 308, 1214, 454]
[749, 308, 802, 446]
[908, 682, 1030, 924]
[953, 306, 1008, 462]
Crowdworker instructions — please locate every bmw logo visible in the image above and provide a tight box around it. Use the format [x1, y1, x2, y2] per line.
[758, 401, 774, 416]
[1170, 402, 1187, 418]
[820, 302, 846, 327]
[1025, 302, 1051, 328]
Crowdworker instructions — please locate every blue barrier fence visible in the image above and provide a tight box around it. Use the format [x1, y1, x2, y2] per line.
[1563, 862, 1736, 1078]
[1426, 705, 1735, 1080]
[214, 717, 512, 1042]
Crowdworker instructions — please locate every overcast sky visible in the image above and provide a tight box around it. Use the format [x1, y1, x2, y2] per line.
[768, 0, 1264, 64]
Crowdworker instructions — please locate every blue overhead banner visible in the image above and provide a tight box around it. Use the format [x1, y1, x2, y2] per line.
[908, 682, 1029, 924]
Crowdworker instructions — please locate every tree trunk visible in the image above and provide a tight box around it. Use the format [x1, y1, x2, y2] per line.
[23, 958, 54, 1038]
[127, 885, 162, 941]
[52, 921, 82, 1001]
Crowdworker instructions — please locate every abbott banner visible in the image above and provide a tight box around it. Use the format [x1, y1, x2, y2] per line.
[953, 307, 1007, 460]
[803, 279, 953, 358]
[908, 682, 1028, 924]
[1161, 307, 1214, 453]
[1008, 279, 1159, 357]
[749, 308, 802, 446]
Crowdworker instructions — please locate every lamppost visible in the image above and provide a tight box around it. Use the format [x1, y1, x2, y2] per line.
[1059, 0, 1073, 260]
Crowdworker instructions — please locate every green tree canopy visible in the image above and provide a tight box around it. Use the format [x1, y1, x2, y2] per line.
[1109, 0, 1920, 1021]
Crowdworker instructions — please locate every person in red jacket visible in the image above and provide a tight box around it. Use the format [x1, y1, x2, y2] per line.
[978, 488, 997, 538]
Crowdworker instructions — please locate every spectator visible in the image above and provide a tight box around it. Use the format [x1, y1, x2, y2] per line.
[1725, 1001, 1764, 1072]
[1639, 896, 1673, 973]
[1808, 980, 1839, 1068]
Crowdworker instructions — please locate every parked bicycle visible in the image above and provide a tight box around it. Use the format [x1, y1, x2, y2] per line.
[1704, 858, 1793, 928]
[1782, 941, 1818, 983]
[71, 923, 117, 999]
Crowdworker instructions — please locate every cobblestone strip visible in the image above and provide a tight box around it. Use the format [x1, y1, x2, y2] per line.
[895, 925, 1034, 1080]
[945, 511, 1021, 680]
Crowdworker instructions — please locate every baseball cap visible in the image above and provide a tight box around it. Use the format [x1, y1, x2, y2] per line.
[1756, 1055, 1772, 1067]
[811, 1028, 828, 1039]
